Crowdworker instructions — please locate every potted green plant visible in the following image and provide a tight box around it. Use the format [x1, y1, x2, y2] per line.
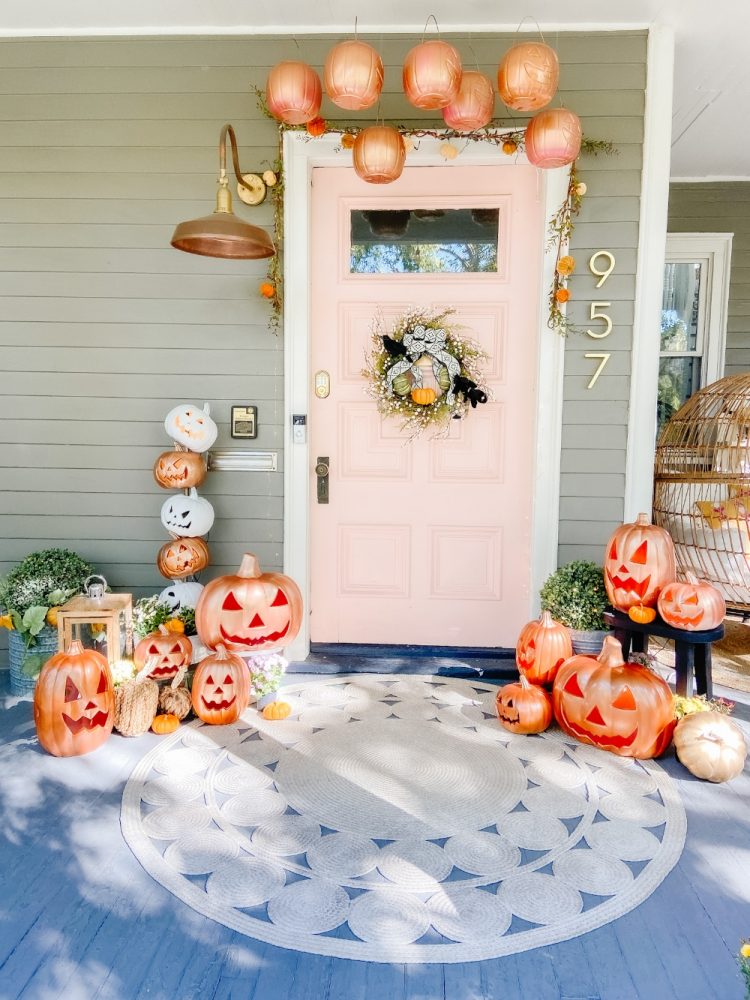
[245, 652, 288, 708]
[539, 560, 612, 654]
[0, 548, 93, 694]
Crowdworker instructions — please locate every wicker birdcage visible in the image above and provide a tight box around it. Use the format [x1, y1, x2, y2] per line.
[653, 372, 750, 611]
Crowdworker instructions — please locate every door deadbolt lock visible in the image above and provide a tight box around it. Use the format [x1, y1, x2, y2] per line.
[315, 457, 330, 504]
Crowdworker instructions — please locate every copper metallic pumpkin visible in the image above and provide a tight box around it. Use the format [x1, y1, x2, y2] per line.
[515, 609, 572, 686]
[353, 125, 406, 185]
[604, 513, 676, 611]
[195, 553, 302, 655]
[657, 575, 726, 631]
[157, 536, 210, 580]
[34, 640, 114, 757]
[134, 624, 193, 681]
[191, 644, 250, 725]
[673, 712, 747, 782]
[442, 70, 495, 130]
[266, 61, 322, 125]
[153, 450, 207, 490]
[525, 108, 582, 169]
[496, 675, 553, 734]
[403, 39, 462, 111]
[324, 39, 383, 111]
[497, 41, 559, 112]
[552, 636, 675, 759]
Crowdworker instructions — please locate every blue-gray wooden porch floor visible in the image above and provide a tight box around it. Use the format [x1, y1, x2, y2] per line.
[1, 670, 749, 1000]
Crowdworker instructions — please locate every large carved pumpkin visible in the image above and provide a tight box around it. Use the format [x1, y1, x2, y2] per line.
[134, 624, 192, 680]
[160, 488, 215, 538]
[164, 402, 218, 453]
[516, 610, 572, 686]
[673, 712, 747, 782]
[604, 513, 676, 611]
[195, 553, 302, 654]
[552, 636, 675, 759]
[657, 575, 726, 631]
[153, 450, 207, 490]
[496, 675, 552, 734]
[191, 644, 250, 725]
[34, 640, 114, 757]
[157, 536, 210, 579]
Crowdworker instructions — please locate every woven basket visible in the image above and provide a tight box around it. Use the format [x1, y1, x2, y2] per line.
[8, 625, 59, 696]
[115, 677, 159, 736]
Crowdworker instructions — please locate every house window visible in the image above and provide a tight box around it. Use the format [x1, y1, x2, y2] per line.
[657, 234, 733, 434]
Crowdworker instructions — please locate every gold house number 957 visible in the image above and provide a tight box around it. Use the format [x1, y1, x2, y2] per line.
[585, 250, 616, 389]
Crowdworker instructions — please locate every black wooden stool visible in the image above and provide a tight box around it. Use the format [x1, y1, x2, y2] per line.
[604, 610, 724, 698]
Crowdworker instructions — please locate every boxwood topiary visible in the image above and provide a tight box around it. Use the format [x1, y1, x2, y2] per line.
[539, 560, 609, 632]
[0, 548, 93, 616]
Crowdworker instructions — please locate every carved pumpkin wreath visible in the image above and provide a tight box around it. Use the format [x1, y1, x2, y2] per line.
[362, 307, 489, 439]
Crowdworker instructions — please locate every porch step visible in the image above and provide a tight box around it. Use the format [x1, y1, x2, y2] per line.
[288, 643, 516, 679]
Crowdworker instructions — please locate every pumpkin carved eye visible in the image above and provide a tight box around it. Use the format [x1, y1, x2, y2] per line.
[206, 674, 214, 685]
[170, 644, 182, 653]
[563, 673, 584, 698]
[631, 541, 648, 564]
[148, 644, 159, 654]
[612, 686, 637, 710]
[64, 677, 81, 702]
[96, 670, 107, 694]
[222, 592, 243, 611]
[608, 539, 618, 560]
[271, 589, 289, 607]
[223, 674, 233, 685]
[684, 594, 699, 605]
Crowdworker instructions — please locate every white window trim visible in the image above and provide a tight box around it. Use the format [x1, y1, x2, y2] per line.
[281, 131, 568, 661]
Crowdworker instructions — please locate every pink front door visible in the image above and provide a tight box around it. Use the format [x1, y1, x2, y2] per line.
[309, 164, 542, 647]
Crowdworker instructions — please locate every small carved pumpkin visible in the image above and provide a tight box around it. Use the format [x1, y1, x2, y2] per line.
[516, 610, 572, 686]
[496, 676, 552, 734]
[604, 513, 676, 611]
[158, 581, 204, 613]
[262, 700, 293, 721]
[411, 387, 437, 406]
[553, 636, 675, 759]
[628, 604, 657, 624]
[673, 712, 747, 782]
[153, 450, 206, 490]
[152, 713, 180, 734]
[164, 402, 218, 453]
[34, 640, 114, 757]
[657, 575, 726, 631]
[191, 644, 250, 725]
[195, 553, 302, 654]
[157, 536, 210, 580]
[160, 488, 215, 538]
[134, 625, 192, 680]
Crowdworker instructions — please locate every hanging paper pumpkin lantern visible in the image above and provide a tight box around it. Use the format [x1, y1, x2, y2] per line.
[673, 712, 747, 782]
[157, 536, 210, 579]
[195, 552, 303, 654]
[164, 403, 218, 453]
[353, 125, 406, 184]
[191, 644, 251, 725]
[442, 70, 495, 130]
[134, 624, 193, 680]
[657, 575, 726, 631]
[525, 108, 582, 169]
[160, 488, 215, 538]
[34, 640, 114, 757]
[516, 610, 573, 687]
[604, 513, 677, 611]
[153, 450, 207, 490]
[497, 42, 559, 112]
[552, 636, 675, 759]
[403, 39, 462, 111]
[324, 39, 384, 111]
[496, 675, 552, 734]
[266, 60, 322, 125]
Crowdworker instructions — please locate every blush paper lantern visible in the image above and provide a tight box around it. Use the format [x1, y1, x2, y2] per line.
[353, 125, 406, 184]
[266, 61, 322, 125]
[525, 108, 582, 169]
[497, 42, 559, 112]
[442, 70, 495, 130]
[403, 39, 462, 111]
[324, 39, 384, 111]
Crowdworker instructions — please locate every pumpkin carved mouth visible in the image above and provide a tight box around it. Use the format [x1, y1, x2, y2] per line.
[565, 717, 638, 749]
[201, 696, 236, 711]
[497, 709, 520, 725]
[219, 622, 290, 647]
[151, 664, 181, 678]
[663, 610, 704, 627]
[606, 570, 651, 598]
[62, 710, 110, 735]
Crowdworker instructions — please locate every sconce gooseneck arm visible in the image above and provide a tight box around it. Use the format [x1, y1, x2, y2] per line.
[218, 123, 256, 195]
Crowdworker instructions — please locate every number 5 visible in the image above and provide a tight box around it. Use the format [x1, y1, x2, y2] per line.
[587, 302, 612, 339]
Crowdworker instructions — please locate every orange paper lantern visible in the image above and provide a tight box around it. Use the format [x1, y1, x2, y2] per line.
[353, 125, 406, 184]
[497, 42, 559, 112]
[403, 39, 462, 111]
[525, 108, 582, 169]
[604, 513, 676, 611]
[516, 610, 573, 687]
[266, 61, 322, 125]
[324, 39, 384, 111]
[442, 70, 495, 130]
[657, 575, 726, 631]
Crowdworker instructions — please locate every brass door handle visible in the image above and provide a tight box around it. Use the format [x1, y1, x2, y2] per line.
[315, 456, 329, 504]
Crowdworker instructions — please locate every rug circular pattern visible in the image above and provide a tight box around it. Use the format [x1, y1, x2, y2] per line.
[121, 674, 686, 963]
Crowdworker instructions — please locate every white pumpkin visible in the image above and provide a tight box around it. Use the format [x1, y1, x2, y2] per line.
[164, 402, 218, 452]
[158, 581, 205, 612]
[673, 712, 747, 783]
[160, 488, 215, 538]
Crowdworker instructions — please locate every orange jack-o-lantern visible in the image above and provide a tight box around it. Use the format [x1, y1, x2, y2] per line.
[134, 624, 193, 680]
[496, 675, 553, 734]
[157, 536, 210, 580]
[34, 640, 114, 757]
[604, 513, 676, 611]
[195, 553, 302, 654]
[516, 610, 572, 686]
[191, 644, 250, 725]
[553, 636, 675, 759]
[153, 450, 207, 490]
[657, 575, 726, 631]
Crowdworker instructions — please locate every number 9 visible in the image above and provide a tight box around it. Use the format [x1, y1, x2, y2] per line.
[589, 251, 615, 288]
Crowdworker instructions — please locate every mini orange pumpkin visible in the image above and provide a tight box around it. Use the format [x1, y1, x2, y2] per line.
[134, 624, 192, 680]
[604, 513, 676, 611]
[516, 610, 572, 686]
[628, 604, 657, 625]
[262, 700, 292, 720]
[153, 450, 206, 490]
[191, 644, 250, 725]
[411, 387, 437, 405]
[157, 536, 210, 580]
[496, 675, 552, 734]
[657, 575, 726, 631]
[152, 713, 180, 734]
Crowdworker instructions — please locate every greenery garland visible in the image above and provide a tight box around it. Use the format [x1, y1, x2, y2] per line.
[362, 307, 489, 440]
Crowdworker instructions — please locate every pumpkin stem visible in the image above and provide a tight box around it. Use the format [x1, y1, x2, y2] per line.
[158, 624, 170, 636]
[66, 639, 85, 656]
[519, 674, 531, 689]
[597, 634, 625, 669]
[214, 643, 228, 658]
[684, 571, 699, 585]
[635, 512, 651, 526]
[539, 610, 554, 627]
[237, 553, 261, 579]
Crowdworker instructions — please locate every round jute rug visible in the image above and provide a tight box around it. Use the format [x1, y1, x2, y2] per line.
[120, 675, 686, 963]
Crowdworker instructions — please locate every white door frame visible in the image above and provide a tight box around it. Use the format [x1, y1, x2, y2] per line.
[282, 131, 569, 661]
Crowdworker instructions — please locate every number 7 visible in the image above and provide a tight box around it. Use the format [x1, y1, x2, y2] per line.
[585, 352, 611, 389]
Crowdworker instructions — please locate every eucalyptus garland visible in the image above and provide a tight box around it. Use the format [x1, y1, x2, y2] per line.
[362, 307, 489, 440]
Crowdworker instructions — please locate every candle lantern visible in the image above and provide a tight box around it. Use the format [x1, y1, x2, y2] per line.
[324, 39, 384, 110]
[443, 71, 495, 130]
[56, 575, 133, 666]
[266, 61, 322, 125]
[497, 42, 559, 112]
[525, 108, 582, 168]
[353, 126, 406, 184]
[403, 39, 462, 110]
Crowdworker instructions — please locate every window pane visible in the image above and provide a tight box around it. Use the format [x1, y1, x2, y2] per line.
[350, 208, 498, 274]
[661, 262, 701, 351]
[657, 356, 701, 433]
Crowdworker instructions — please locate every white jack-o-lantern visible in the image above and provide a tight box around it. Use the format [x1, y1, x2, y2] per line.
[164, 402, 218, 453]
[158, 581, 204, 613]
[160, 488, 215, 538]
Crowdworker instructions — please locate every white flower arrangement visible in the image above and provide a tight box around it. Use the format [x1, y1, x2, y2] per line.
[245, 652, 288, 699]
